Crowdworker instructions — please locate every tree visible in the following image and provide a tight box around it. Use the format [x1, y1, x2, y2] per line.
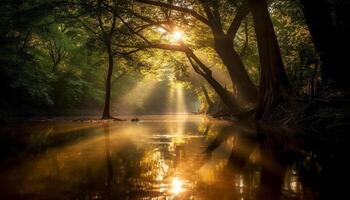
[200, 84, 214, 113]
[300, 0, 350, 88]
[248, 0, 292, 119]
[66, 0, 135, 119]
[134, 0, 258, 109]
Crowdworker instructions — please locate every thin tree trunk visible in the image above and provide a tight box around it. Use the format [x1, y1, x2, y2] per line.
[202, 70, 239, 113]
[310, 60, 319, 98]
[201, 84, 213, 113]
[186, 53, 241, 113]
[248, 0, 292, 119]
[102, 45, 114, 119]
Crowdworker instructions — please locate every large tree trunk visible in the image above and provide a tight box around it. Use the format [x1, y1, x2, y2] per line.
[213, 37, 258, 104]
[300, 0, 350, 88]
[102, 45, 114, 119]
[248, 0, 292, 119]
[199, 1, 258, 105]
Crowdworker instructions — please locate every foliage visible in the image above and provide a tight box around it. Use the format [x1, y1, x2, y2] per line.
[0, 0, 320, 118]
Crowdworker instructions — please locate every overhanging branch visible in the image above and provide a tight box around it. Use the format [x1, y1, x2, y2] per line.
[135, 20, 172, 33]
[226, 7, 249, 39]
[135, 0, 210, 26]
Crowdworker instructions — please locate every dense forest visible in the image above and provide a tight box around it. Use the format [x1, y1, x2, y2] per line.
[0, 0, 349, 199]
[2, 0, 348, 120]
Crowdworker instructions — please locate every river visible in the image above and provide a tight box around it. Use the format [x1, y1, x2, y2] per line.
[0, 115, 318, 199]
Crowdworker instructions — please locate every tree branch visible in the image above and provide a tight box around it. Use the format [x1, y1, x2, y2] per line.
[184, 46, 212, 76]
[135, 0, 210, 26]
[114, 43, 189, 56]
[115, 14, 151, 44]
[198, 2, 223, 35]
[226, 7, 249, 39]
[109, 0, 118, 37]
[114, 46, 148, 56]
[97, 0, 111, 48]
[186, 54, 206, 76]
[135, 20, 172, 33]
[62, 10, 100, 37]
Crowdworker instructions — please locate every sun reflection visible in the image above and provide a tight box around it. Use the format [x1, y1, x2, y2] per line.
[171, 177, 183, 194]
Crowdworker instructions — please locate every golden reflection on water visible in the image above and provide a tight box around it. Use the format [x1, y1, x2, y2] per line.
[0, 115, 314, 199]
[171, 177, 183, 194]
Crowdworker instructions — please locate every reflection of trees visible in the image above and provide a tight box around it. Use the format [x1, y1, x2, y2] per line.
[103, 124, 113, 199]
[3, 120, 322, 199]
[100, 122, 211, 199]
[201, 123, 316, 200]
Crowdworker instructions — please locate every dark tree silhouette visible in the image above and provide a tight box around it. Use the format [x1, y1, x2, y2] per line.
[248, 0, 292, 119]
[136, 0, 258, 106]
[300, 0, 350, 88]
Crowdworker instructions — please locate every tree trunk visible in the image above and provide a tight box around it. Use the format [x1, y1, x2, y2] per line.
[102, 45, 114, 119]
[300, 0, 350, 88]
[187, 52, 241, 113]
[201, 84, 213, 113]
[203, 72, 240, 113]
[214, 37, 258, 104]
[200, 2, 258, 105]
[248, 0, 292, 119]
[309, 60, 319, 98]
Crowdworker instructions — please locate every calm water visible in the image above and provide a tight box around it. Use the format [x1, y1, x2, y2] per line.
[0, 115, 318, 200]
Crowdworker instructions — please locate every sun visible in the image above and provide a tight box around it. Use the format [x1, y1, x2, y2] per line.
[172, 31, 184, 41]
[171, 177, 183, 194]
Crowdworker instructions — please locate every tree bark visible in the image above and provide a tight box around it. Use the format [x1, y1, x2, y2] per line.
[248, 0, 292, 119]
[186, 52, 241, 113]
[213, 38, 258, 104]
[202, 3, 258, 104]
[203, 74, 238, 113]
[201, 84, 213, 113]
[102, 45, 114, 119]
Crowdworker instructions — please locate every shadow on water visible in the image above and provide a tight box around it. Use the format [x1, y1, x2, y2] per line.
[201, 122, 318, 200]
[103, 124, 113, 199]
[0, 115, 325, 199]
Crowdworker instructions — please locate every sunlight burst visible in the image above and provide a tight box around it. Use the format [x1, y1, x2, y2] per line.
[172, 31, 184, 41]
[171, 177, 183, 194]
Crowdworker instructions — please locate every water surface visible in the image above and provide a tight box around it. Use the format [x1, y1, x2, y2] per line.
[0, 115, 317, 199]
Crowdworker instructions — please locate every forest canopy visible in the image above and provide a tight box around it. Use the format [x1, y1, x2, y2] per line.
[1, 0, 348, 120]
